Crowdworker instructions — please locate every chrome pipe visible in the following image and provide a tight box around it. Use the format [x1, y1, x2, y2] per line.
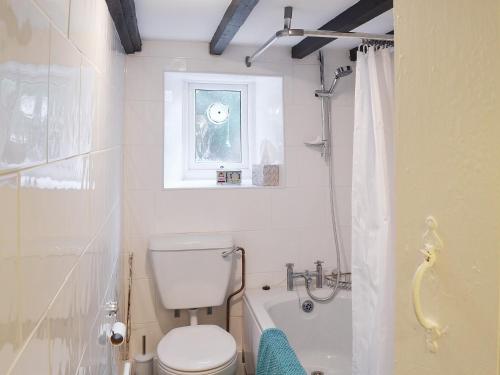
[315, 260, 324, 289]
[246, 28, 393, 66]
[245, 7, 394, 67]
[245, 33, 279, 67]
[302, 29, 394, 41]
[286, 263, 295, 291]
[283, 6, 293, 30]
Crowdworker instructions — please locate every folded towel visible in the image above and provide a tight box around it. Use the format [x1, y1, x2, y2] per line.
[256, 328, 307, 375]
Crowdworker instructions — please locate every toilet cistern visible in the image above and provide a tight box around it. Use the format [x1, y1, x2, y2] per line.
[149, 234, 238, 375]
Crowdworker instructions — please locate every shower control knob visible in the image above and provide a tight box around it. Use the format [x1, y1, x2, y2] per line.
[314, 260, 324, 265]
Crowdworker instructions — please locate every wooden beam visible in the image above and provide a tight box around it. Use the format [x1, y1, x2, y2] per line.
[210, 0, 259, 55]
[120, 0, 142, 51]
[105, 0, 142, 54]
[291, 0, 393, 59]
[349, 30, 393, 61]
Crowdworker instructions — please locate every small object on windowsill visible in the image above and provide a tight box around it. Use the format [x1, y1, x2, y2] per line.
[252, 164, 280, 186]
[216, 168, 242, 185]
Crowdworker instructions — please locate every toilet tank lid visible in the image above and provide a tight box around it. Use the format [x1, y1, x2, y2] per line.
[149, 234, 233, 251]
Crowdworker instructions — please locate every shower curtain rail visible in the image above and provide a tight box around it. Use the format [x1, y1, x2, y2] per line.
[245, 7, 394, 67]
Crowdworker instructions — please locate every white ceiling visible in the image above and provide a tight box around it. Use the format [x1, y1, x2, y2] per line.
[135, 0, 393, 50]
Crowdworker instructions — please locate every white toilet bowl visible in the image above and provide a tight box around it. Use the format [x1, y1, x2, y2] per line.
[156, 325, 238, 375]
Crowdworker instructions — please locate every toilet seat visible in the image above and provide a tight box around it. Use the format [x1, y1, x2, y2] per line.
[157, 325, 237, 374]
[158, 355, 237, 375]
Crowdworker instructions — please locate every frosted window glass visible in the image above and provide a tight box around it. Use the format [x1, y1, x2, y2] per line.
[194, 89, 242, 163]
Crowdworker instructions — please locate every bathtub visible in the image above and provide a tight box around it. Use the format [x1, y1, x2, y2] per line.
[243, 286, 352, 375]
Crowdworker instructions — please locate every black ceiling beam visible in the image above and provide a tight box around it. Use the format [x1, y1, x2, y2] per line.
[349, 30, 393, 61]
[105, 0, 142, 54]
[210, 0, 259, 55]
[291, 0, 393, 59]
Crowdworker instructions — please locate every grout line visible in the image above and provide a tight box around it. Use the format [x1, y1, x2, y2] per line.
[0, 146, 122, 178]
[7, 200, 121, 374]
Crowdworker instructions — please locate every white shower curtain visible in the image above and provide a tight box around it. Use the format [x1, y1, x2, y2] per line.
[352, 47, 394, 375]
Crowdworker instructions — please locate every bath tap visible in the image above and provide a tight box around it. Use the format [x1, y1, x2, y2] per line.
[286, 262, 323, 291]
[314, 260, 324, 289]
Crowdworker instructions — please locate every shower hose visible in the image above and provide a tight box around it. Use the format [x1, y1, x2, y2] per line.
[302, 96, 344, 303]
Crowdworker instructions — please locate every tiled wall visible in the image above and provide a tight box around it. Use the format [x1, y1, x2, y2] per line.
[123, 41, 355, 356]
[0, 0, 125, 374]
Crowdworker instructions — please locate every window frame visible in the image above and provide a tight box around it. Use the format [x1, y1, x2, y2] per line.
[183, 81, 250, 180]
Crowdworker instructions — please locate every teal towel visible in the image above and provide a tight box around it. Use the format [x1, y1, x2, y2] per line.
[256, 328, 307, 375]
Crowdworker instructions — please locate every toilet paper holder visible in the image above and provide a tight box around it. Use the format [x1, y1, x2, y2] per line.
[103, 301, 126, 346]
[105, 301, 119, 317]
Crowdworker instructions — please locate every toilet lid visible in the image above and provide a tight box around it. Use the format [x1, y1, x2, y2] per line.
[157, 325, 237, 372]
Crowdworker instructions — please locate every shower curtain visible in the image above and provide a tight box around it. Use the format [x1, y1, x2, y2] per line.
[351, 47, 394, 375]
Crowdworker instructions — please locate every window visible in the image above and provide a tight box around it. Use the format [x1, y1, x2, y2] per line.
[164, 72, 284, 188]
[186, 83, 249, 178]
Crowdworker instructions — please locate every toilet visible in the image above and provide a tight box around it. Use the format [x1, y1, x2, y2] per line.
[149, 234, 238, 375]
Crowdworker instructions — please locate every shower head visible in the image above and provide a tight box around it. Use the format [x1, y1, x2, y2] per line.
[315, 65, 353, 97]
[334, 66, 352, 79]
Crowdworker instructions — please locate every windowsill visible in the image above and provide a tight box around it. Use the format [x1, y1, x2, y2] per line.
[164, 179, 284, 190]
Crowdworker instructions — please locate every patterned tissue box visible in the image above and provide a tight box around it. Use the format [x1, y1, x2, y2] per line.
[252, 165, 280, 186]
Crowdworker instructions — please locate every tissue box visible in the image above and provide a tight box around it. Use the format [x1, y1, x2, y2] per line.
[252, 164, 279, 186]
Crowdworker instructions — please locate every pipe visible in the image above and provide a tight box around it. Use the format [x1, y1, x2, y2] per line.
[245, 6, 394, 67]
[246, 29, 393, 67]
[303, 29, 394, 40]
[225, 247, 245, 331]
[245, 34, 279, 67]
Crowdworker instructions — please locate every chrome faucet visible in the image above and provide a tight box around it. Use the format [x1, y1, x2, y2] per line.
[286, 261, 324, 291]
[314, 260, 323, 288]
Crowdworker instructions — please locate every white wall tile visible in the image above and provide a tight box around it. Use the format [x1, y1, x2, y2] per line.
[9, 319, 51, 375]
[123, 237, 153, 279]
[232, 229, 300, 274]
[124, 145, 163, 190]
[284, 103, 323, 147]
[296, 146, 330, 187]
[131, 279, 157, 324]
[124, 190, 156, 237]
[330, 185, 352, 226]
[79, 58, 98, 153]
[291, 64, 321, 107]
[124, 101, 164, 146]
[90, 148, 121, 236]
[297, 225, 336, 271]
[34, 0, 70, 35]
[284, 147, 300, 187]
[154, 189, 272, 233]
[331, 105, 354, 186]
[340, 225, 352, 272]
[0, 2, 125, 372]
[270, 187, 329, 229]
[125, 57, 188, 101]
[47, 271, 80, 375]
[245, 271, 285, 289]
[48, 26, 81, 161]
[68, 0, 96, 60]
[19, 156, 90, 341]
[0, 0, 50, 171]
[0, 174, 20, 375]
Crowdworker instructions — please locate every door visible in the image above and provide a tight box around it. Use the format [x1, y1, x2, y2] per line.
[393, 0, 500, 374]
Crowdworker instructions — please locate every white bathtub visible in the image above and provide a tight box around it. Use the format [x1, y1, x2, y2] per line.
[243, 286, 352, 375]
